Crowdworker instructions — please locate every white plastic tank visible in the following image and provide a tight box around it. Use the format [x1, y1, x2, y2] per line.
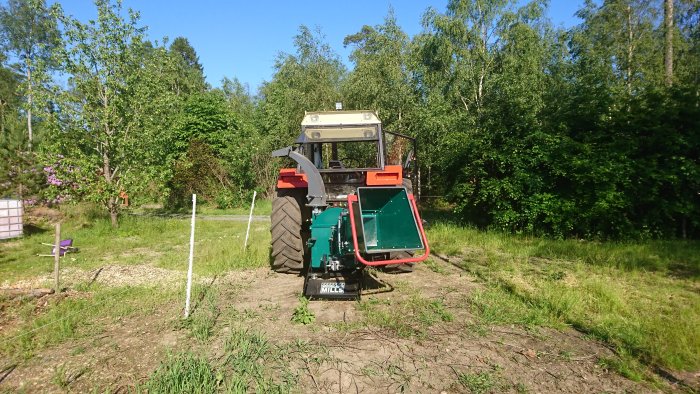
[0, 199, 23, 239]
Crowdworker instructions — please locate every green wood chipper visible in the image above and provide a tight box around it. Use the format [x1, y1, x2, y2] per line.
[270, 110, 430, 299]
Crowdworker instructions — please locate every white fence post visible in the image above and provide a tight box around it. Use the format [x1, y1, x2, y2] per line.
[184, 194, 196, 318]
[244, 191, 257, 250]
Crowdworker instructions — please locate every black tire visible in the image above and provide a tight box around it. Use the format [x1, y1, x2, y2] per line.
[271, 189, 305, 274]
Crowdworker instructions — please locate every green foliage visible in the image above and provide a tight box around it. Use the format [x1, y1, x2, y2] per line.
[0, 0, 695, 239]
[0, 0, 61, 148]
[169, 36, 206, 96]
[412, 0, 700, 239]
[166, 90, 256, 208]
[0, 120, 44, 199]
[291, 296, 315, 325]
[342, 9, 415, 132]
[257, 25, 346, 145]
[52, 0, 147, 225]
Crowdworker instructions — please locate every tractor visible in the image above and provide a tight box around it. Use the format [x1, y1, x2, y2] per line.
[271, 110, 430, 299]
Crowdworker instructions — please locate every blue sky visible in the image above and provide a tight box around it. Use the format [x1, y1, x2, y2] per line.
[56, 1, 585, 92]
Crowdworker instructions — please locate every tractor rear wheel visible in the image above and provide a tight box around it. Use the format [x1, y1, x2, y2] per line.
[271, 189, 306, 274]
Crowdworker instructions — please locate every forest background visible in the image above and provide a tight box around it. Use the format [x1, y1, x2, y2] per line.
[0, 0, 698, 239]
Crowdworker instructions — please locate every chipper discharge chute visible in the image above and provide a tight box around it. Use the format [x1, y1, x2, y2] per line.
[271, 110, 429, 299]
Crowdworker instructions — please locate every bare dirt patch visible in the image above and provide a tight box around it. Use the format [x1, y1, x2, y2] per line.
[2, 264, 185, 290]
[1, 259, 680, 393]
[215, 262, 664, 393]
[1, 300, 186, 393]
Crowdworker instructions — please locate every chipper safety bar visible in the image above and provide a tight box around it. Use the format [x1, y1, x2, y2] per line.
[346, 187, 429, 266]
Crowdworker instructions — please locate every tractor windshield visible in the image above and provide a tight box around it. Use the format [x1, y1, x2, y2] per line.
[322, 140, 380, 169]
[300, 125, 382, 171]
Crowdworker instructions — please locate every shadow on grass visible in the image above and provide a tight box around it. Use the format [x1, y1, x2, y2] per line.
[22, 224, 48, 236]
[424, 205, 700, 279]
[188, 275, 218, 317]
[362, 270, 395, 296]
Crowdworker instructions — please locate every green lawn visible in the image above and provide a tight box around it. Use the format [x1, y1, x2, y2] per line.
[0, 208, 270, 285]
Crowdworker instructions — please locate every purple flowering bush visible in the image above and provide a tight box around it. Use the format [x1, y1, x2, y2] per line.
[41, 155, 87, 206]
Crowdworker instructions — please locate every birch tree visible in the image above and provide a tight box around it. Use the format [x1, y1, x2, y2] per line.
[0, 0, 60, 150]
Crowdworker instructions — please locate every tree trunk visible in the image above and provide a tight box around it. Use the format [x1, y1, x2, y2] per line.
[26, 67, 33, 150]
[109, 199, 118, 228]
[664, 0, 674, 86]
[626, 4, 633, 95]
[0, 101, 5, 135]
[103, 145, 119, 228]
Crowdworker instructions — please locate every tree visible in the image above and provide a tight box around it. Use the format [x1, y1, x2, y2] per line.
[257, 26, 346, 144]
[665, 0, 674, 86]
[169, 36, 206, 95]
[0, 53, 20, 135]
[221, 77, 255, 118]
[342, 8, 415, 132]
[254, 26, 346, 196]
[56, 0, 146, 227]
[0, 0, 60, 150]
[420, 0, 526, 115]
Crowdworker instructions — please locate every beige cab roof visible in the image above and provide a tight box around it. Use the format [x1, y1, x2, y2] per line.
[301, 111, 381, 127]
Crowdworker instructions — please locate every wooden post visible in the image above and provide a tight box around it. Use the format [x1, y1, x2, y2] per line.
[54, 222, 61, 293]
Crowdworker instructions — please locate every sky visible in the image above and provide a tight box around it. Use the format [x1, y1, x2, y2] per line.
[56, 1, 586, 92]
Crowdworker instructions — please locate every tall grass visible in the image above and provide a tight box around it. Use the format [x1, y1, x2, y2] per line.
[140, 352, 219, 393]
[427, 223, 700, 374]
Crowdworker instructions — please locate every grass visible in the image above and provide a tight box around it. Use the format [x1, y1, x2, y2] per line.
[0, 204, 273, 379]
[141, 329, 295, 393]
[197, 199, 272, 216]
[458, 370, 499, 394]
[0, 285, 179, 360]
[223, 328, 293, 392]
[181, 284, 220, 341]
[358, 293, 453, 338]
[427, 222, 700, 377]
[4, 202, 700, 389]
[140, 352, 220, 393]
[0, 206, 270, 284]
[1, 203, 297, 392]
[130, 199, 273, 217]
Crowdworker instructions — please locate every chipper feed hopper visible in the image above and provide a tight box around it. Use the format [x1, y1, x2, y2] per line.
[271, 110, 429, 299]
